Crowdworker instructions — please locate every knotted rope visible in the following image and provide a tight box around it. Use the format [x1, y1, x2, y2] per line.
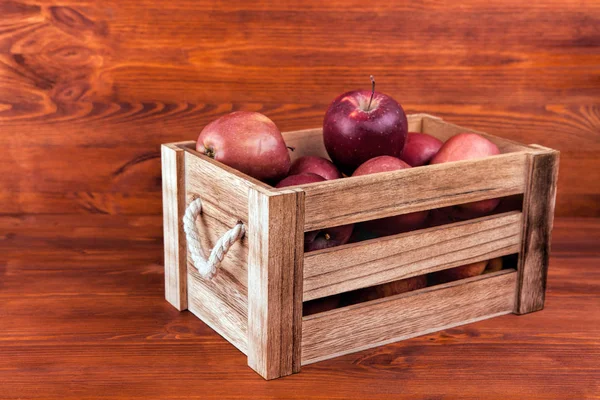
[183, 198, 245, 279]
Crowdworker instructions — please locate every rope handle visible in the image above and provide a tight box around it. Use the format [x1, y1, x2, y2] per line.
[183, 198, 245, 279]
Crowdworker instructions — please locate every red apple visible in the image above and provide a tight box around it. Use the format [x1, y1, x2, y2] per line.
[289, 156, 342, 180]
[343, 275, 427, 306]
[275, 172, 325, 188]
[353, 156, 429, 235]
[484, 257, 503, 273]
[400, 132, 443, 167]
[196, 111, 291, 183]
[323, 77, 408, 175]
[303, 224, 354, 252]
[430, 132, 501, 216]
[276, 173, 353, 251]
[428, 260, 488, 285]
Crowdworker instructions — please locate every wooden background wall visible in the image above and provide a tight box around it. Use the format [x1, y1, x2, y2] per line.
[1, 0, 599, 219]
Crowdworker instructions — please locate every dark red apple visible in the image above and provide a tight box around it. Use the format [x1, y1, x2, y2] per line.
[303, 224, 354, 252]
[400, 132, 443, 167]
[275, 172, 325, 188]
[430, 132, 501, 216]
[275, 173, 353, 251]
[323, 77, 408, 175]
[353, 156, 429, 235]
[428, 260, 488, 285]
[289, 156, 342, 180]
[196, 111, 291, 183]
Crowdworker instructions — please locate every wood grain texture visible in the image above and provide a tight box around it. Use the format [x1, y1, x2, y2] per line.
[515, 146, 560, 314]
[0, 216, 598, 398]
[301, 151, 528, 231]
[161, 144, 187, 310]
[247, 188, 304, 379]
[0, 0, 598, 218]
[302, 270, 517, 365]
[303, 211, 522, 301]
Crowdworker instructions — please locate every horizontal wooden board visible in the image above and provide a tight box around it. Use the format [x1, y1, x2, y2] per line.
[300, 152, 529, 231]
[422, 116, 533, 153]
[303, 211, 522, 301]
[301, 269, 517, 365]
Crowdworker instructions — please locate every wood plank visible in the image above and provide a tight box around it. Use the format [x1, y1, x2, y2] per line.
[246, 188, 304, 379]
[301, 270, 517, 365]
[422, 115, 533, 153]
[301, 152, 529, 231]
[303, 211, 522, 301]
[161, 144, 187, 310]
[514, 146, 560, 314]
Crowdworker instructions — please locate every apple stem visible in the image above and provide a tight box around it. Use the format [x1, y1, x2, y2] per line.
[286, 146, 295, 151]
[367, 75, 375, 111]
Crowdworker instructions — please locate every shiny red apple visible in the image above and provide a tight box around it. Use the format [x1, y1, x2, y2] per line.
[196, 111, 291, 183]
[430, 132, 501, 217]
[400, 132, 443, 167]
[289, 156, 342, 180]
[353, 156, 429, 236]
[323, 77, 408, 175]
[275, 172, 353, 252]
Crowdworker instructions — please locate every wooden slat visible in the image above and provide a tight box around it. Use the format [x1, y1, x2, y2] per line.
[282, 114, 424, 163]
[515, 146, 560, 314]
[161, 144, 187, 310]
[301, 151, 529, 231]
[303, 211, 522, 301]
[422, 115, 533, 153]
[301, 269, 517, 365]
[247, 188, 304, 379]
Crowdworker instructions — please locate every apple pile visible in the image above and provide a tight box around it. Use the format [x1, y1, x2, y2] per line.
[195, 77, 503, 252]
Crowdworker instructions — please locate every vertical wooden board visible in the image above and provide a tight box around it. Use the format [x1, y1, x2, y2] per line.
[515, 147, 560, 314]
[161, 144, 187, 311]
[247, 189, 304, 379]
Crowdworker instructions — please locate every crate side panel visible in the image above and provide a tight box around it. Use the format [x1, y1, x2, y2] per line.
[303, 211, 522, 301]
[302, 152, 528, 231]
[301, 270, 517, 365]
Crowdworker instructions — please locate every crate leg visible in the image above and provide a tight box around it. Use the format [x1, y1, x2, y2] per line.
[247, 188, 305, 380]
[514, 146, 559, 315]
[162, 144, 188, 311]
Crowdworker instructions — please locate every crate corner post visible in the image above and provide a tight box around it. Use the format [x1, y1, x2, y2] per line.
[246, 187, 305, 380]
[514, 145, 560, 315]
[161, 143, 188, 311]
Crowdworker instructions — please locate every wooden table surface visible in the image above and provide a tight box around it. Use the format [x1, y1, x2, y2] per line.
[1, 215, 598, 399]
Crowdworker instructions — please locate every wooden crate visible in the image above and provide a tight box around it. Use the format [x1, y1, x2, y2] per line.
[161, 113, 559, 380]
